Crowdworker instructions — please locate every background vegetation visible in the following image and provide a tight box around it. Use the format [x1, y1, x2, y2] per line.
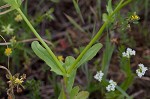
[0, 0, 149, 99]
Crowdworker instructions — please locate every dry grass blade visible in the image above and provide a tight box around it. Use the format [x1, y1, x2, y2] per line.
[0, 4, 10, 10]
[0, 38, 54, 47]
[0, 9, 12, 15]
[0, 4, 12, 15]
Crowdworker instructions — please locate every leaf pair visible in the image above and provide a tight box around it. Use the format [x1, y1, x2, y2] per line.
[31, 41, 103, 76]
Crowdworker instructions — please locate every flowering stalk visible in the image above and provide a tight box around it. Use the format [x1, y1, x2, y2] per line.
[67, 0, 134, 74]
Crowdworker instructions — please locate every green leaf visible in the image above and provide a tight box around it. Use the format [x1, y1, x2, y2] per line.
[106, 0, 113, 15]
[63, 56, 76, 93]
[31, 41, 63, 75]
[77, 43, 103, 67]
[75, 91, 89, 99]
[103, 0, 114, 23]
[58, 88, 66, 99]
[63, 56, 75, 70]
[102, 13, 109, 22]
[70, 86, 80, 99]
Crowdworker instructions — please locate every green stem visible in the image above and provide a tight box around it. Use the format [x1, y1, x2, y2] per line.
[17, 8, 66, 74]
[67, 0, 133, 74]
[63, 76, 69, 99]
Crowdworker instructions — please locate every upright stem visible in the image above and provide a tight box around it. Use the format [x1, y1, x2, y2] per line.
[17, 8, 66, 74]
[67, 0, 133, 74]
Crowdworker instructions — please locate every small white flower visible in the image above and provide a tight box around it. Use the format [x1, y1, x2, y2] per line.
[122, 52, 130, 58]
[127, 48, 132, 53]
[122, 48, 136, 58]
[94, 71, 104, 82]
[109, 80, 117, 85]
[136, 64, 148, 78]
[130, 50, 136, 56]
[122, 52, 127, 57]
[106, 80, 117, 92]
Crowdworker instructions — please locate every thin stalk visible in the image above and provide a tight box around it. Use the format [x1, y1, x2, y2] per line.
[144, 0, 148, 25]
[17, 8, 66, 74]
[8, 57, 10, 69]
[0, 65, 12, 76]
[67, 0, 133, 74]
[0, 35, 10, 69]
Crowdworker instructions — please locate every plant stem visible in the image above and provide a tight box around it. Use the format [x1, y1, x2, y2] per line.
[63, 76, 69, 99]
[67, 0, 133, 74]
[17, 8, 66, 74]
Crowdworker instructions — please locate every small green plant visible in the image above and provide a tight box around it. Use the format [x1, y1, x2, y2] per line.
[0, 0, 148, 99]
[25, 79, 41, 99]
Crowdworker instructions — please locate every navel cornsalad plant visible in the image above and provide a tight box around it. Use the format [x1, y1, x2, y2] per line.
[0, 0, 148, 99]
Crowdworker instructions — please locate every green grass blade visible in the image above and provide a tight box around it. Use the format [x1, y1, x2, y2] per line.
[116, 86, 133, 99]
[65, 14, 85, 32]
[72, 0, 84, 23]
[101, 36, 115, 78]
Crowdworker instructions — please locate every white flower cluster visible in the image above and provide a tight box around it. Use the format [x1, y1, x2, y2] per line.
[106, 80, 117, 92]
[122, 48, 148, 78]
[94, 48, 148, 92]
[122, 48, 136, 58]
[94, 71, 117, 92]
[136, 64, 148, 78]
[94, 71, 104, 82]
